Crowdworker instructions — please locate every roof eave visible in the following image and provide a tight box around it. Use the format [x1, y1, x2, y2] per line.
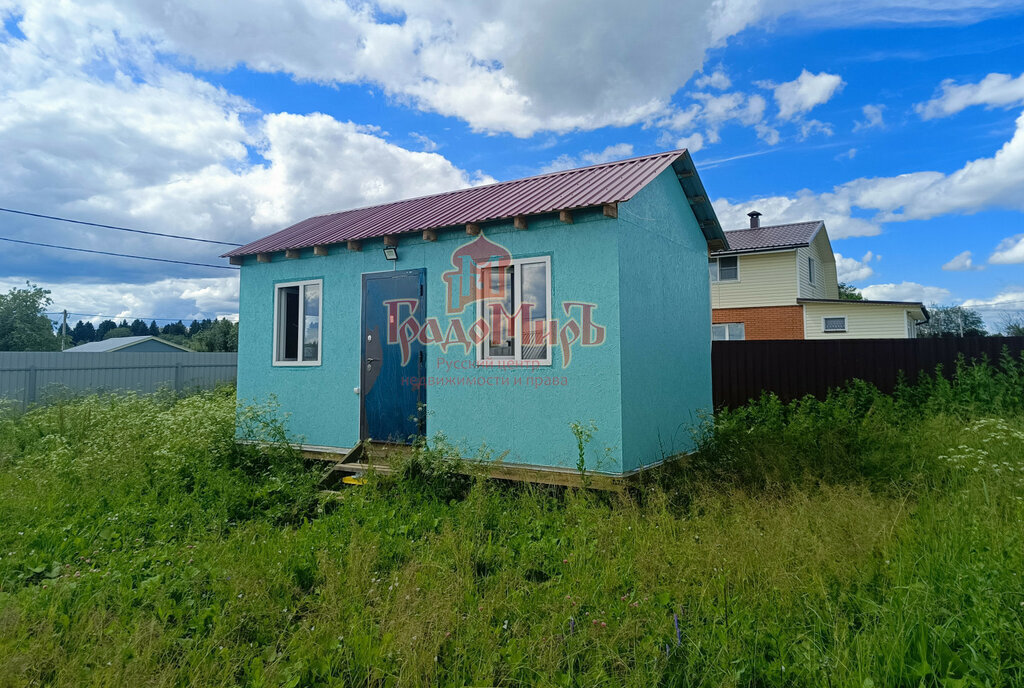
[670, 152, 727, 251]
[711, 244, 806, 256]
[797, 298, 927, 308]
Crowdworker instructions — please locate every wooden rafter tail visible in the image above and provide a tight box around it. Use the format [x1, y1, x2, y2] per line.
[559, 209, 573, 224]
[346, 240, 361, 252]
[423, 229, 438, 242]
[314, 245, 330, 256]
[382, 235, 399, 247]
[228, 256, 243, 266]
[285, 249, 300, 259]
[602, 203, 618, 219]
[513, 215, 528, 230]
[256, 253, 271, 263]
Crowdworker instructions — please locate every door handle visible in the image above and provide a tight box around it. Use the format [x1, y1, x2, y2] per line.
[366, 357, 379, 363]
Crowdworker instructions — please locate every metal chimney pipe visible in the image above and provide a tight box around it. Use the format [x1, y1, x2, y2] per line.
[747, 211, 762, 228]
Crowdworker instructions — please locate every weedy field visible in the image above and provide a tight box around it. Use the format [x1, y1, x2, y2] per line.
[1, 355, 1023, 687]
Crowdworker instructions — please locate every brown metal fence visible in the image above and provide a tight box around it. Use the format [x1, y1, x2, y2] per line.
[712, 337, 1024, 409]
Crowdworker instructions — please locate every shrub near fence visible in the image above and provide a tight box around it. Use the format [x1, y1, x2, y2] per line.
[0, 351, 237, 409]
[712, 336, 1024, 408]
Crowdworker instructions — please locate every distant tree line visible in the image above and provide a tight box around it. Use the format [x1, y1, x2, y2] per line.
[68, 317, 238, 352]
[0, 282, 238, 352]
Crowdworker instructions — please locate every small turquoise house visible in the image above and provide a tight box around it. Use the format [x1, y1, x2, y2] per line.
[225, 150, 727, 478]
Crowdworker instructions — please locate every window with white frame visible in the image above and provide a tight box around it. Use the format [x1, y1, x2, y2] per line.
[712, 323, 745, 341]
[822, 316, 847, 333]
[807, 257, 816, 285]
[477, 256, 551, 365]
[274, 280, 322, 365]
[709, 256, 739, 282]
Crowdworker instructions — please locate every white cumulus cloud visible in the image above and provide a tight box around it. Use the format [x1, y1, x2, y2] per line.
[942, 250, 983, 271]
[989, 234, 1024, 264]
[835, 252, 876, 282]
[766, 69, 845, 121]
[713, 193, 880, 238]
[862, 282, 952, 303]
[714, 108, 1024, 238]
[916, 72, 1024, 119]
[541, 143, 635, 173]
[695, 69, 731, 90]
[853, 104, 885, 131]
[0, 276, 241, 322]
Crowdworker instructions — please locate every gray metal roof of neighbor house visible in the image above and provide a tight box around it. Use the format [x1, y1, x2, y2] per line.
[712, 221, 824, 255]
[798, 298, 930, 321]
[224, 149, 726, 258]
[64, 336, 192, 353]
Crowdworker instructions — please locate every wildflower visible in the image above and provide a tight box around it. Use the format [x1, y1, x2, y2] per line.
[600, 622, 607, 627]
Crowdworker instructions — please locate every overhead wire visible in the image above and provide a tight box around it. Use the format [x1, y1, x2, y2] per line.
[0, 207, 242, 246]
[0, 236, 239, 270]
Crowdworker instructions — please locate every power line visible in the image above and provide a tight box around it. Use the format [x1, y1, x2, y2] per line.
[0, 236, 239, 270]
[0, 207, 242, 246]
[965, 301, 1024, 309]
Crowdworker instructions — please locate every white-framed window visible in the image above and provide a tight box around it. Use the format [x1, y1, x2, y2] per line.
[709, 256, 739, 282]
[476, 256, 551, 366]
[808, 257, 816, 286]
[822, 316, 847, 333]
[273, 279, 322, 366]
[712, 323, 745, 341]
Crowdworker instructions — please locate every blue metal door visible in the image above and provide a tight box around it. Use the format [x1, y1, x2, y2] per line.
[361, 269, 426, 443]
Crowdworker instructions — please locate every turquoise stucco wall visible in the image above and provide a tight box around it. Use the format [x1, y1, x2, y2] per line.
[616, 168, 713, 472]
[236, 170, 713, 475]
[236, 207, 625, 472]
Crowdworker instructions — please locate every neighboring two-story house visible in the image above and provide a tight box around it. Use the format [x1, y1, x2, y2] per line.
[709, 212, 928, 340]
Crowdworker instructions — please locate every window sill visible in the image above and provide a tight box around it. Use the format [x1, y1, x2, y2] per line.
[272, 360, 322, 367]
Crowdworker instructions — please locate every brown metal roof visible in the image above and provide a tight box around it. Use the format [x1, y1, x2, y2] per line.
[712, 221, 824, 255]
[224, 149, 724, 257]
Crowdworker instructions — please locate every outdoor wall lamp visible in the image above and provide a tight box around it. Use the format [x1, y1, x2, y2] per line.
[383, 246, 398, 261]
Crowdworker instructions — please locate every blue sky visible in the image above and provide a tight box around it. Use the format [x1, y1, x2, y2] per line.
[0, 0, 1022, 329]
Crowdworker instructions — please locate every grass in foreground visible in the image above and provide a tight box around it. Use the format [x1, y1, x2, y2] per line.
[0, 357, 1023, 687]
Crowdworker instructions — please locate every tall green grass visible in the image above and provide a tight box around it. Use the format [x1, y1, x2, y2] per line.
[0, 358, 1022, 687]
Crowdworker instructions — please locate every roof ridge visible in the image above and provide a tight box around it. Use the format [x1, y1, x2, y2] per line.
[298, 149, 687, 222]
[725, 220, 823, 233]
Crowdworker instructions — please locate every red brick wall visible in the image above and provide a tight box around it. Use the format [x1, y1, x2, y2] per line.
[712, 306, 805, 340]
